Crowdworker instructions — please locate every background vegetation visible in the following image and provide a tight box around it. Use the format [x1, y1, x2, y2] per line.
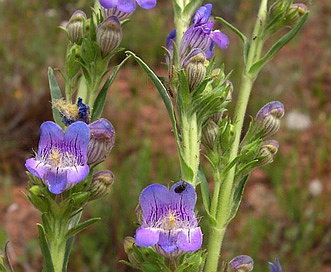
[0, 0, 330, 271]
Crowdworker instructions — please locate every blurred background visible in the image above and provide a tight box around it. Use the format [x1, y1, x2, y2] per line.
[0, 0, 330, 271]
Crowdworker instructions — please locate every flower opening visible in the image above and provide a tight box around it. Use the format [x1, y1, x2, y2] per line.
[134, 181, 202, 254]
[25, 121, 90, 194]
[99, 0, 156, 13]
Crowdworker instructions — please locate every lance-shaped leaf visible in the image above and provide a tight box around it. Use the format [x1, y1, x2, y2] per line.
[91, 55, 131, 122]
[48, 67, 63, 126]
[249, 11, 309, 75]
[37, 224, 54, 272]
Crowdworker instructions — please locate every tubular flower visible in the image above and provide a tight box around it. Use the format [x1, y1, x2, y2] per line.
[25, 121, 90, 194]
[268, 258, 282, 272]
[99, 0, 156, 13]
[166, 3, 229, 62]
[135, 181, 202, 254]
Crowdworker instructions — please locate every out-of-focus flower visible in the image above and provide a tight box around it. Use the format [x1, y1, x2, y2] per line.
[135, 181, 202, 254]
[268, 258, 282, 272]
[25, 121, 90, 194]
[229, 255, 254, 272]
[285, 110, 311, 130]
[308, 178, 323, 197]
[253, 101, 284, 138]
[99, 0, 156, 13]
[87, 118, 115, 165]
[172, 3, 229, 60]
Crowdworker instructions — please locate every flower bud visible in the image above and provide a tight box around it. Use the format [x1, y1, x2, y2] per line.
[182, 48, 207, 90]
[257, 140, 279, 167]
[124, 237, 142, 266]
[202, 119, 219, 149]
[66, 10, 86, 44]
[87, 118, 115, 165]
[96, 16, 122, 58]
[253, 101, 284, 138]
[89, 170, 114, 200]
[229, 255, 254, 272]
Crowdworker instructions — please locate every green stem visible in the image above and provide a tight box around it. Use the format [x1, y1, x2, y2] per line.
[204, 1, 268, 271]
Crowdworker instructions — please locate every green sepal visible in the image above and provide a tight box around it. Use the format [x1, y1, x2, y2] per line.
[48, 67, 64, 127]
[175, 250, 207, 272]
[249, 11, 309, 75]
[80, 37, 98, 65]
[65, 218, 101, 239]
[65, 44, 81, 79]
[227, 174, 249, 223]
[37, 224, 55, 272]
[91, 54, 131, 122]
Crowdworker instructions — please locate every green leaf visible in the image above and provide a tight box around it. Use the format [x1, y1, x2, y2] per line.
[65, 218, 101, 239]
[215, 16, 248, 44]
[228, 174, 249, 223]
[126, 51, 181, 154]
[249, 11, 309, 75]
[197, 166, 211, 216]
[37, 224, 54, 272]
[91, 55, 131, 121]
[48, 67, 63, 126]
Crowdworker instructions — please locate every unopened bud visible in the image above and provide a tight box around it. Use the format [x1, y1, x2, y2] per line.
[257, 140, 279, 167]
[89, 170, 114, 200]
[229, 255, 254, 272]
[66, 10, 86, 44]
[202, 119, 219, 149]
[182, 48, 206, 90]
[254, 101, 284, 138]
[87, 118, 115, 165]
[96, 16, 122, 58]
[124, 237, 142, 266]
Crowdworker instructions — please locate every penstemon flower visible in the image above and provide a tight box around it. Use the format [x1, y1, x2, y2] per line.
[25, 121, 90, 194]
[135, 181, 202, 253]
[99, 0, 156, 13]
[268, 258, 282, 272]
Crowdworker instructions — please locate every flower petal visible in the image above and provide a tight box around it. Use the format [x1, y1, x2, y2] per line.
[38, 121, 64, 152]
[45, 168, 68, 194]
[177, 227, 202, 251]
[66, 164, 89, 185]
[25, 158, 48, 179]
[117, 0, 136, 13]
[170, 181, 197, 218]
[193, 4, 212, 26]
[135, 227, 160, 247]
[136, 0, 156, 9]
[139, 184, 171, 223]
[210, 30, 230, 50]
[158, 231, 178, 253]
[99, 0, 118, 8]
[64, 121, 90, 163]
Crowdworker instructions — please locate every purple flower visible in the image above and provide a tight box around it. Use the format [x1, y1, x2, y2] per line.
[180, 3, 229, 60]
[25, 121, 90, 194]
[268, 258, 282, 272]
[99, 0, 156, 13]
[229, 255, 254, 271]
[135, 181, 202, 253]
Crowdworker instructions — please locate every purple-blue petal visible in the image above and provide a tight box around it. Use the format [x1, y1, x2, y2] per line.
[136, 0, 156, 9]
[64, 121, 90, 163]
[66, 164, 89, 185]
[268, 258, 282, 272]
[210, 30, 230, 50]
[170, 181, 197, 219]
[99, 0, 118, 8]
[193, 4, 212, 26]
[139, 184, 171, 223]
[25, 158, 47, 179]
[177, 227, 202, 251]
[135, 227, 160, 247]
[158, 231, 178, 253]
[117, 0, 136, 13]
[38, 121, 64, 153]
[45, 168, 68, 194]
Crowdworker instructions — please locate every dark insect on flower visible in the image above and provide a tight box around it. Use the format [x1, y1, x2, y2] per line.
[174, 181, 188, 193]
